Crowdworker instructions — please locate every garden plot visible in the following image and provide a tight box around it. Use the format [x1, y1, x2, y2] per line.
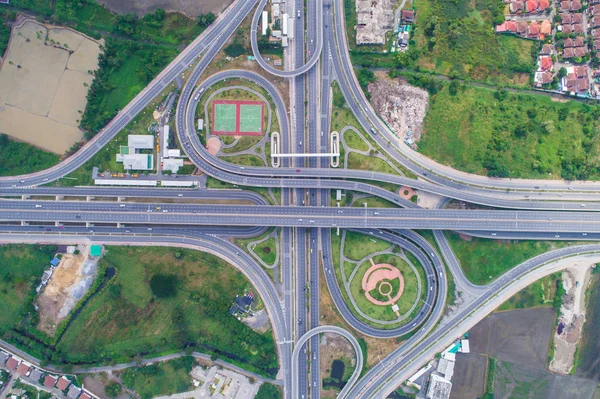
[0, 20, 102, 154]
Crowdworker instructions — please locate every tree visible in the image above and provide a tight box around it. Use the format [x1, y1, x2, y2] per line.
[104, 382, 122, 398]
[558, 67, 567, 78]
[196, 13, 216, 27]
[448, 80, 460, 96]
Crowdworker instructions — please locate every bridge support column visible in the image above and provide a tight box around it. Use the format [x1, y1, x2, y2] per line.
[21, 221, 28, 226]
[330, 131, 339, 168]
[118, 197, 126, 202]
[21, 195, 29, 200]
[55, 221, 60, 227]
[117, 223, 122, 228]
[55, 195, 63, 201]
[86, 196, 94, 202]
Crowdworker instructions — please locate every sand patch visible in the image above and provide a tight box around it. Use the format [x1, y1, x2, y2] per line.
[549, 264, 593, 374]
[0, 19, 102, 154]
[207, 137, 222, 155]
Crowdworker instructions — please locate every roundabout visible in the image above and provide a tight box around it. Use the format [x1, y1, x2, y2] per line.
[362, 259, 405, 307]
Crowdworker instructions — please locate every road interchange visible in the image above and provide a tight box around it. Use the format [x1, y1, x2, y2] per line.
[1, 0, 600, 397]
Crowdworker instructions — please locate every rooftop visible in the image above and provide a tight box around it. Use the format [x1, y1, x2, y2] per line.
[127, 135, 154, 150]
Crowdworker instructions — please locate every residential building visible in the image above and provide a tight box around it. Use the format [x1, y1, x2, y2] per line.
[526, 0, 537, 13]
[16, 363, 31, 376]
[528, 21, 540, 37]
[5, 357, 18, 371]
[540, 43, 553, 54]
[511, 0, 524, 12]
[67, 385, 82, 399]
[540, 56, 553, 71]
[401, 9, 415, 23]
[535, 70, 554, 86]
[43, 375, 57, 388]
[56, 376, 71, 391]
[29, 368, 43, 382]
[426, 374, 452, 399]
[540, 20, 552, 36]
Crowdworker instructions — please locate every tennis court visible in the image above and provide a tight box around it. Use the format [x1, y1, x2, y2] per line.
[212, 100, 264, 136]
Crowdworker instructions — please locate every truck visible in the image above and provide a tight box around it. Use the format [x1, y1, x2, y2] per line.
[131, 174, 139, 178]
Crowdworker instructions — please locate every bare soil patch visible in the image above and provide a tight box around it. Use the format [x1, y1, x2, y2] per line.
[37, 247, 99, 336]
[368, 73, 429, 141]
[450, 352, 486, 399]
[0, 20, 102, 154]
[320, 332, 356, 398]
[97, 0, 233, 18]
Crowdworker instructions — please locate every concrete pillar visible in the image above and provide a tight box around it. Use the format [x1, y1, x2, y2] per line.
[21, 221, 28, 226]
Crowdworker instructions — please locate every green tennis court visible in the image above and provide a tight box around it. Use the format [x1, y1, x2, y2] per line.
[213, 103, 237, 133]
[239, 104, 263, 133]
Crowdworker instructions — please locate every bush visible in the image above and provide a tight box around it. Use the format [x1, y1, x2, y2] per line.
[150, 274, 178, 298]
[104, 382, 121, 398]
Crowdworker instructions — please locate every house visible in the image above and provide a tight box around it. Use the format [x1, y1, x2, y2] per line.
[592, 28, 600, 38]
[540, 20, 552, 36]
[5, 357, 18, 371]
[575, 66, 587, 77]
[563, 24, 573, 33]
[228, 293, 255, 316]
[574, 46, 587, 57]
[43, 375, 57, 388]
[594, 39, 600, 49]
[571, 0, 582, 10]
[561, 13, 572, 24]
[517, 20, 528, 34]
[565, 73, 577, 91]
[540, 43, 553, 54]
[564, 47, 575, 57]
[29, 368, 43, 382]
[572, 13, 583, 23]
[574, 36, 585, 47]
[591, 5, 600, 14]
[426, 374, 452, 399]
[56, 376, 71, 391]
[50, 257, 60, 267]
[511, 0, 524, 12]
[67, 385, 82, 399]
[536, 71, 554, 86]
[577, 76, 590, 92]
[572, 24, 584, 33]
[0, 351, 8, 366]
[79, 393, 92, 399]
[565, 38, 575, 47]
[593, 16, 600, 27]
[526, 0, 538, 12]
[56, 245, 68, 254]
[561, 0, 571, 10]
[506, 21, 517, 32]
[401, 9, 415, 23]
[528, 21, 540, 37]
[17, 363, 31, 376]
[540, 56, 553, 71]
[539, 0, 550, 10]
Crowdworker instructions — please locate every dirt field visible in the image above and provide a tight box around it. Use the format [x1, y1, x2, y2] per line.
[37, 248, 99, 335]
[320, 333, 356, 398]
[468, 308, 555, 369]
[575, 268, 600, 381]
[368, 73, 429, 142]
[550, 266, 592, 374]
[97, 0, 234, 17]
[494, 360, 597, 399]
[449, 353, 486, 399]
[0, 20, 102, 154]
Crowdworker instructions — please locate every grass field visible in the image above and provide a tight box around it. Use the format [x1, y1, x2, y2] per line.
[239, 104, 263, 133]
[349, 254, 422, 322]
[343, 129, 370, 152]
[0, 134, 60, 177]
[57, 246, 277, 376]
[343, 231, 392, 261]
[411, 0, 535, 87]
[120, 356, 194, 399]
[251, 237, 277, 266]
[418, 83, 600, 180]
[351, 196, 398, 209]
[214, 103, 237, 133]
[496, 273, 560, 312]
[445, 232, 571, 285]
[0, 245, 57, 336]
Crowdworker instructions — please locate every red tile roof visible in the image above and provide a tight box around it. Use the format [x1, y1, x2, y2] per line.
[562, 24, 573, 33]
[572, 13, 583, 23]
[571, 0, 582, 10]
[561, 13, 572, 23]
[594, 39, 600, 49]
[539, 0, 550, 10]
[575, 66, 588, 77]
[526, 0, 538, 12]
[564, 47, 575, 58]
[574, 36, 585, 47]
[561, 0, 571, 10]
[540, 20, 552, 35]
[541, 44, 553, 54]
[43, 375, 57, 388]
[593, 16, 600, 26]
[506, 21, 517, 32]
[528, 21, 540, 36]
[540, 56, 553, 71]
[592, 28, 600, 38]
[5, 357, 18, 370]
[574, 46, 587, 57]
[17, 363, 30, 375]
[401, 10, 415, 22]
[79, 393, 91, 399]
[56, 376, 71, 391]
[577, 76, 589, 91]
[516, 21, 529, 33]
[565, 38, 575, 47]
[511, 0, 524, 12]
[573, 24, 584, 33]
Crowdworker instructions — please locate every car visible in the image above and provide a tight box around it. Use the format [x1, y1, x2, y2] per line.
[555, 235, 560, 238]
[297, 9, 301, 18]
[163, 210, 168, 213]
[35, 204, 42, 208]
[568, 187, 573, 190]
[43, 178, 48, 181]
[583, 233, 588, 236]
[59, 226, 64, 230]
[119, 204, 126, 207]
[491, 233, 497, 236]
[20, 180, 25, 183]
[178, 194, 183, 197]
[156, 207, 161, 210]
[581, 204, 586, 207]
[296, 169, 301, 172]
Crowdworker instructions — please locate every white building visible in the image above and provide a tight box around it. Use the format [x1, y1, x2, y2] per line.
[127, 135, 154, 150]
[197, 118, 204, 131]
[282, 37, 288, 47]
[426, 374, 452, 399]
[436, 358, 455, 381]
[287, 17, 294, 39]
[167, 149, 181, 157]
[262, 11, 269, 35]
[282, 13, 289, 35]
[272, 30, 282, 38]
[272, 3, 280, 17]
[120, 154, 154, 170]
[163, 158, 184, 173]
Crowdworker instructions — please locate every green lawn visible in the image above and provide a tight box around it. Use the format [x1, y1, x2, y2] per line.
[251, 237, 277, 266]
[255, 383, 282, 399]
[351, 196, 398, 208]
[343, 231, 392, 261]
[220, 154, 266, 167]
[445, 232, 572, 285]
[496, 272, 561, 312]
[0, 135, 60, 176]
[411, 0, 535, 87]
[418, 83, 600, 180]
[57, 246, 277, 377]
[121, 357, 194, 399]
[0, 245, 57, 336]
[343, 129, 370, 152]
[349, 254, 423, 323]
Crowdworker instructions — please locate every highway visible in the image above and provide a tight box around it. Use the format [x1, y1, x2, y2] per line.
[3, 201, 600, 232]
